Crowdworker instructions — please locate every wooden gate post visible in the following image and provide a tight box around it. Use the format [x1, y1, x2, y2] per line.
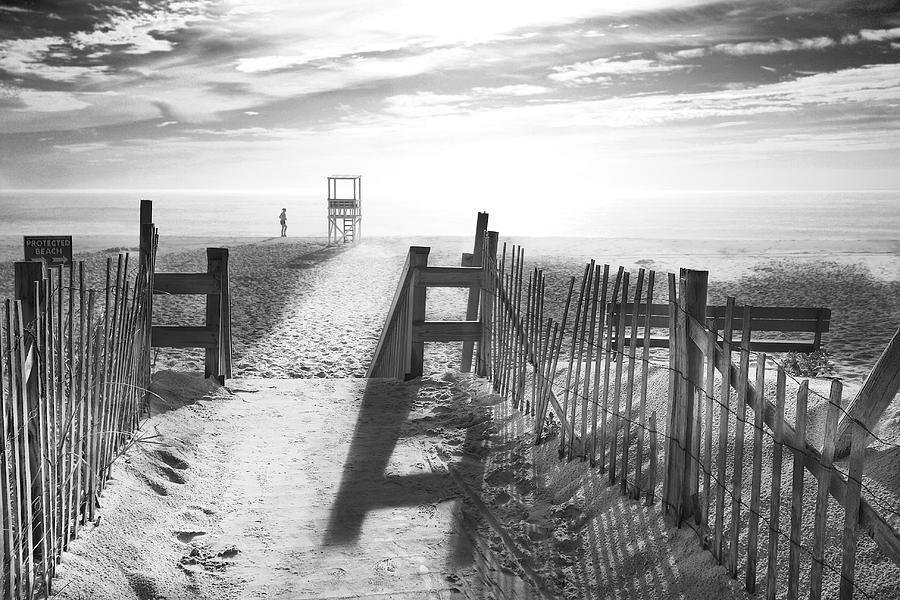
[406, 247, 430, 380]
[204, 248, 228, 384]
[476, 231, 498, 377]
[664, 268, 708, 523]
[460, 212, 488, 372]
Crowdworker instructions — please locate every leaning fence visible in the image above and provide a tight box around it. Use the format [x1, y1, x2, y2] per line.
[0, 222, 157, 599]
[371, 212, 900, 600]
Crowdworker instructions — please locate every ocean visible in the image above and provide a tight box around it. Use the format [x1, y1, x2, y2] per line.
[0, 189, 897, 241]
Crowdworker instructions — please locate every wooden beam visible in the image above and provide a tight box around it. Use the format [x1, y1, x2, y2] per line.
[414, 320, 482, 343]
[407, 247, 429, 379]
[153, 273, 220, 295]
[834, 328, 900, 457]
[151, 326, 217, 348]
[686, 317, 900, 565]
[418, 266, 483, 287]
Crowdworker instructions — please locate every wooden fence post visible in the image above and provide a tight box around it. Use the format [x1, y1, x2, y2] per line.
[664, 268, 708, 523]
[204, 248, 228, 384]
[477, 232, 498, 377]
[406, 247, 430, 380]
[461, 212, 488, 372]
[834, 328, 900, 458]
[139, 200, 154, 394]
[13, 261, 44, 597]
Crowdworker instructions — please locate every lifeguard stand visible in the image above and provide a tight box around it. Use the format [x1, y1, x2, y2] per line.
[327, 174, 362, 245]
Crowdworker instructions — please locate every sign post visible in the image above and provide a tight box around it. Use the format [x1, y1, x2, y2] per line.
[23, 235, 73, 263]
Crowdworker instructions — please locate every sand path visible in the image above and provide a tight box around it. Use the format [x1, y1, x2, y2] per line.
[53, 375, 507, 599]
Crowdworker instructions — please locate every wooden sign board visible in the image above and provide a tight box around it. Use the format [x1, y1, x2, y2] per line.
[24, 235, 73, 263]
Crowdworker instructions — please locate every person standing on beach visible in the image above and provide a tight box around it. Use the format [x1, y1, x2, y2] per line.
[279, 208, 287, 237]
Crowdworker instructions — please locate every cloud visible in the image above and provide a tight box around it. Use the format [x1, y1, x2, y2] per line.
[471, 84, 551, 96]
[0, 36, 109, 82]
[52, 142, 110, 153]
[69, 2, 211, 55]
[662, 26, 900, 62]
[549, 57, 688, 84]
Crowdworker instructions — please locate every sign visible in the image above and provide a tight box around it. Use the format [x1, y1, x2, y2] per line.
[24, 236, 73, 263]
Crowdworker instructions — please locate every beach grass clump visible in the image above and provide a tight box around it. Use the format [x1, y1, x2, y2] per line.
[782, 348, 835, 378]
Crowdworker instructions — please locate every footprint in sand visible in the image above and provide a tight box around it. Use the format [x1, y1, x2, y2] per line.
[154, 448, 190, 470]
[175, 530, 207, 543]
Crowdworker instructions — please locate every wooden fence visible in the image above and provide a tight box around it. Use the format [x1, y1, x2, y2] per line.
[370, 217, 900, 599]
[0, 200, 233, 598]
[0, 223, 157, 599]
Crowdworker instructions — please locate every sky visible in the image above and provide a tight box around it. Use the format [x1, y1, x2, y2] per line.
[1, 1, 899, 210]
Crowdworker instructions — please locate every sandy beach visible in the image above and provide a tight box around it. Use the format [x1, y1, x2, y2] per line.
[5, 231, 894, 599]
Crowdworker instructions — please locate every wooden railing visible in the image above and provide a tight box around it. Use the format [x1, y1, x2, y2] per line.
[367, 213, 494, 380]
[610, 302, 830, 352]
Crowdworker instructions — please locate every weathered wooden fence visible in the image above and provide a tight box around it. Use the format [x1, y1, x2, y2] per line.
[370, 216, 900, 599]
[0, 219, 157, 599]
[0, 200, 234, 598]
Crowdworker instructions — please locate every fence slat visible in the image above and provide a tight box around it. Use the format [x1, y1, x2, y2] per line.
[787, 381, 809, 600]
[580, 264, 601, 460]
[766, 369, 787, 600]
[598, 268, 623, 472]
[635, 270, 655, 499]
[713, 298, 734, 562]
[562, 263, 591, 459]
[621, 269, 644, 494]
[701, 316, 716, 542]
[609, 271, 630, 484]
[745, 354, 767, 593]
[728, 316, 751, 579]
[840, 420, 866, 600]
[647, 411, 658, 506]
[810, 379, 843, 598]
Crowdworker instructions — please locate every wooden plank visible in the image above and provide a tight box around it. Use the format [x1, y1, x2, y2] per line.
[635, 270, 655, 498]
[728, 312, 751, 578]
[419, 266, 483, 287]
[589, 265, 610, 466]
[407, 248, 430, 379]
[622, 268, 644, 493]
[153, 272, 220, 295]
[708, 305, 830, 321]
[152, 326, 218, 348]
[414, 320, 483, 343]
[809, 379, 843, 599]
[766, 369, 787, 600]
[477, 233, 498, 378]
[620, 337, 817, 352]
[834, 328, 900, 457]
[701, 317, 716, 544]
[787, 381, 809, 600]
[839, 421, 866, 600]
[662, 273, 676, 511]
[745, 354, 767, 593]
[609, 271, 629, 484]
[204, 249, 225, 382]
[646, 411, 658, 506]
[580, 264, 601, 459]
[714, 297, 735, 563]
[460, 212, 488, 372]
[616, 304, 830, 329]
